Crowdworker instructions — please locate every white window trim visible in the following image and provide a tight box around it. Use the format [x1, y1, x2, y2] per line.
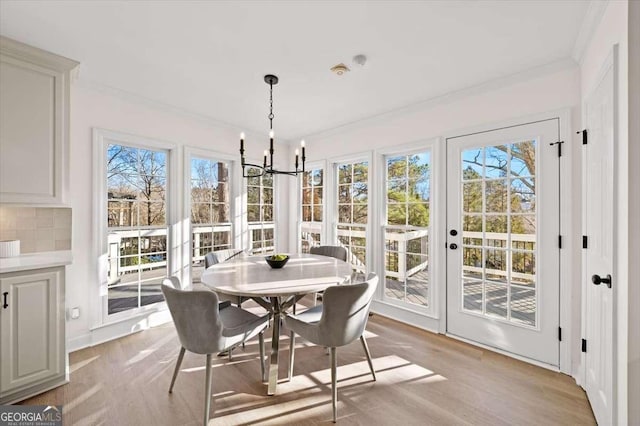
[92, 128, 179, 326]
[183, 146, 239, 286]
[376, 138, 442, 318]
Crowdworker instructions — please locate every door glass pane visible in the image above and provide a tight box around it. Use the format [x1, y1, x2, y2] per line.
[460, 141, 537, 327]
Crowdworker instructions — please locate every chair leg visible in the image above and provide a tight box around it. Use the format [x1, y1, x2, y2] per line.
[330, 347, 337, 423]
[360, 335, 376, 381]
[288, 331, 295, 381]
[169, 347, 186, 393]
[289, 301, 296, 381]
[204, 354, 213, 426]
[259, 331, 266, 382]
[240, 297, 245, 349]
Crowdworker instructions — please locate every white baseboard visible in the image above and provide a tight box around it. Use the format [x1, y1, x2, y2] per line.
[370, 300, 440, 333]
[67, 309, 173, 353]
[67, 333, 92, 353]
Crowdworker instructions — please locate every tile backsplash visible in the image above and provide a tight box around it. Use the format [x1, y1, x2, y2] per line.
[0, 207, 72, 253]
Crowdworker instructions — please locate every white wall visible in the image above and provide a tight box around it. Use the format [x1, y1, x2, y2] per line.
[66, 81, 289, 349]
[299, 64, 582, 371]
[578, 1, 630, 423]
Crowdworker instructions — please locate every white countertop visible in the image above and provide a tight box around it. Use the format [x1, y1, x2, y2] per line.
[0, 250, 72, 273]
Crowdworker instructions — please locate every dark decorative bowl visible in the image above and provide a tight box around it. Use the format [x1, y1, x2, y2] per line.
[265, 255, 289, 269]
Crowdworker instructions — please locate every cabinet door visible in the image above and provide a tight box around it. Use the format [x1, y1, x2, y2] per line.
[0, 57, 64, 204]
[0, 37, 78, 205]
[0, 268, 64, 395]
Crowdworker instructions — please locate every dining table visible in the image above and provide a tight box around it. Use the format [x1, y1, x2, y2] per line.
[200, 253, 352, 395]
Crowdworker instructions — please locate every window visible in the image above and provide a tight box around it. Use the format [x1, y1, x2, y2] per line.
[247, 167, 275, 253]
[190, 157, 232, 282]
[106, 144, 168, 315]
[384, 152, 431, 308]
[336, 160, 368, 280]
[300, 167, 324, 253]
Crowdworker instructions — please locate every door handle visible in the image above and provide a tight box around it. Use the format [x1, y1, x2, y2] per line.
[449, 243, 458, 250]
[2, 292, 7, 309]
[591, 274, 612, 288]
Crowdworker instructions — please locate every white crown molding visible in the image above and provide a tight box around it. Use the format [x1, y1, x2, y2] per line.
[572, 0, 610, 65]
[0, 35, 79, 71]
[73, 77, 269, 141]
[299, 57, 578, 143]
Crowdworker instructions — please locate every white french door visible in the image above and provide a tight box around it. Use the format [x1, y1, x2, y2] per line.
[446, 119, 560, 366]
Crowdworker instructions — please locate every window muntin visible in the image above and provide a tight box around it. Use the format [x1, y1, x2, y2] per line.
[190, 157, 232, 282]
[300, 168, 323, 253]
[384, 152, 431, 308]
[336, 161, 368, 281]
[106, 144, 168, 315]
[247, 168, 275, 254]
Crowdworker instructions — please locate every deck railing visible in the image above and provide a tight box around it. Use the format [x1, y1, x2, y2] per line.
[107, 226, 535, 286]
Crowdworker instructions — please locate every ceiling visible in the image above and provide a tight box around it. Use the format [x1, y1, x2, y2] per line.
[0, 1, 590, 140]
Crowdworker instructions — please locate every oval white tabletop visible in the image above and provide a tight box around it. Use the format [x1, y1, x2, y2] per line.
[201, 253, 352, 298]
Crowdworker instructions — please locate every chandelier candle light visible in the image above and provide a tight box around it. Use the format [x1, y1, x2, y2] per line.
[240, 74, 306, 177]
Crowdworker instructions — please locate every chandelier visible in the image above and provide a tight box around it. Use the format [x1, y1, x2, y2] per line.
[240, 74, 306, 178]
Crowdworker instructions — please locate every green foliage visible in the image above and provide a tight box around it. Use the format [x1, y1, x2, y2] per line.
[387, 154, 430, 227]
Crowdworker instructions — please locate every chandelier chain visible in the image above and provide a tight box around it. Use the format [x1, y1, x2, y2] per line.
[268, 82, 274, 129]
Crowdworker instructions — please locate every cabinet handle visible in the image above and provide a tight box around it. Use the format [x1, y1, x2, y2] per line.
[2, 292, 7, 309]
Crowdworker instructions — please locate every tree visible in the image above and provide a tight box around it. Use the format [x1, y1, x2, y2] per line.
[337, 162, 369, 225]
[107, 145, 166, 227]
[190, 160, 230, 224]
[386, 155, 430, 227]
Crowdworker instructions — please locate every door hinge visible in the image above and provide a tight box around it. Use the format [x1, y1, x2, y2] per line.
[550, 140, 564, 157]
[582, 235, 588, 249]
[558, 235, 563, 249]
[577, 129, 588, 145]
[558, 327, 562, 341]
[582, 339, 587, 353]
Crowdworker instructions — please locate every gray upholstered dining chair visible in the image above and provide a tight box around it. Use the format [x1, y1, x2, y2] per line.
[204, 248, 246, 307]
[163, 276, 231, 309]
[284, 273, 378, 423]
[204, 248, 245, 268]
[309, 245, 350, 305]
[309, 245, 347, 261]
[161, 280, 269, 426]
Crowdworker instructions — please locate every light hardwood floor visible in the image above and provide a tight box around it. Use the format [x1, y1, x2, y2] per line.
[22, 308, 595, 425]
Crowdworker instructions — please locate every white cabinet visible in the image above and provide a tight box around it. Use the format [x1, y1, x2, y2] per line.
[0, 266, 67, 404]
[0, 36, 78, 205]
